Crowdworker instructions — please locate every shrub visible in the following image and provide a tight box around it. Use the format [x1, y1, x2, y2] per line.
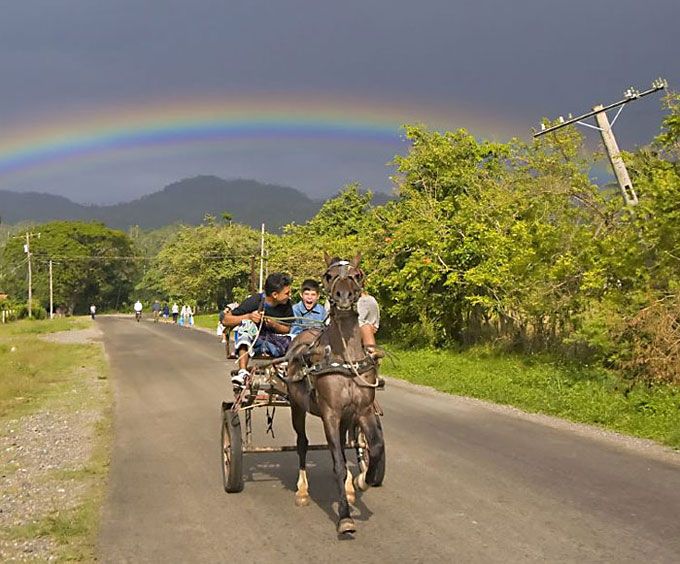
[15, 303, 48, 320]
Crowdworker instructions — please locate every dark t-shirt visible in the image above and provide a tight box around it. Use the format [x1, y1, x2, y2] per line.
[231, 293, 293, 320]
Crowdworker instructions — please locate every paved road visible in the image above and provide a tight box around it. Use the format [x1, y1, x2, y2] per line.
[97, 316, 680, 563]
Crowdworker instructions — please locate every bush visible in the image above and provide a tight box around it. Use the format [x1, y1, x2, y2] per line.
[616, 296, 680, 386]
[15, 303, 48, 320]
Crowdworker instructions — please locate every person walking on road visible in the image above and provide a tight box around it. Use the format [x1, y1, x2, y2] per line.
[90, 304, 96, 320]
[172, 302, 179, 323]
[152, 300, 161, 323]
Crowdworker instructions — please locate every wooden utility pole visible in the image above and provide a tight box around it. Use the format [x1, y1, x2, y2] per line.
[49, 259, 54, 320]
[26, 233, 32, 318]
[534, 78, 667, 206]
[13, 231, 42, 318]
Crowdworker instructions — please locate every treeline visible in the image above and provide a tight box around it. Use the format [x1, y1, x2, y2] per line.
[0, 221, 140, 316]
[1, 94, 679, 384]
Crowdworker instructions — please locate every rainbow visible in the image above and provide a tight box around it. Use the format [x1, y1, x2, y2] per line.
[0, 93, 520, 178]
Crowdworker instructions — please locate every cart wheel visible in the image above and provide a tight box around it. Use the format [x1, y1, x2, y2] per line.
[354, 417, 385, 486]
[221, 406, 244, 493]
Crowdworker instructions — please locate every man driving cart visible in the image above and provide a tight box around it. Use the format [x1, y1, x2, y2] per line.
[222, 272, 294, 387]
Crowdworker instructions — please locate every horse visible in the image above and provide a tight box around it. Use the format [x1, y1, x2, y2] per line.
[284, 253, 385, 535]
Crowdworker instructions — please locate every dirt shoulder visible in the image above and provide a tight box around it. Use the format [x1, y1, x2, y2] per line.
[0, 321, 111, 562]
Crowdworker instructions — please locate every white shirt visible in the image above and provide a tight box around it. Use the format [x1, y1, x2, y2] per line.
[134, 301, 143, 312]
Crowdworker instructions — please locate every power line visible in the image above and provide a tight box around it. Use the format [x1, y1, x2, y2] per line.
[29, 254, 267, 262]
[533, 78, 668, 207]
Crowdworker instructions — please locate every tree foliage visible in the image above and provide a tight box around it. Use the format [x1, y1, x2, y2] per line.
[0, 221, 140, 314]
[140, 220, 261, 307]
[132, 97, 680, 384]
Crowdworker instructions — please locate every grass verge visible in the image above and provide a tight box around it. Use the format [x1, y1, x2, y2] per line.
[385, 344, 680, 449]
[193, 313, 218, 331]
[0, 317, 111, 561]
[0, 318, 93, 418]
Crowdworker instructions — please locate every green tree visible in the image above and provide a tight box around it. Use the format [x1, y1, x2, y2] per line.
[268, 184, 378, 289]
[0, 221, 141, 314]
[140, 221, 260, 307]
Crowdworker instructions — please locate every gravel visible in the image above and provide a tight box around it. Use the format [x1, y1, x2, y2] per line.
[0, 327, 107, 562]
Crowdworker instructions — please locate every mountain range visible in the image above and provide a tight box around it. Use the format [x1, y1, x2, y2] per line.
[0, 176, 392, 232]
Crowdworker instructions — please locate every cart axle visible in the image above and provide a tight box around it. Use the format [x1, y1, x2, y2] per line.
[243, 443, 356, 454]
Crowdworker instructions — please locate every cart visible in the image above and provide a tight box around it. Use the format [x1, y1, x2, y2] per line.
[220, 357, 385, 493]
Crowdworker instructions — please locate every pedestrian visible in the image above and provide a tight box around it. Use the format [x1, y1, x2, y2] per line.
[179, 304, 187, 326]
[152, 300, 161, 323]
[90, 304, 96, 320]
[186, 304, 194, 327]
[163, 303, 170, 319]
[172, 302, 179, 324]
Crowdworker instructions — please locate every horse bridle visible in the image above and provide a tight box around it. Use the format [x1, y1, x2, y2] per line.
[323, 260, 364, 308]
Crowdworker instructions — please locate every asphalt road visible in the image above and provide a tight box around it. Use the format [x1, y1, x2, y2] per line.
[97, 316, 680, 563]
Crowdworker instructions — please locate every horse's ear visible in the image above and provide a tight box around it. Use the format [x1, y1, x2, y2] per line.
[350, 253, 362, 268]
[324, 252, 333, 266]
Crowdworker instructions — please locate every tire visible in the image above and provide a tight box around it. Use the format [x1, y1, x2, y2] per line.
[354, 417, 385, 487]
[221, 407, 244, 493]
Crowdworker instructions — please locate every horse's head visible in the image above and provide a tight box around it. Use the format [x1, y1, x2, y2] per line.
[322, 253, 364, 312]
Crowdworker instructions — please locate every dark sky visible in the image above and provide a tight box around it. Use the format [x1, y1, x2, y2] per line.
[0, 0, 678, 203]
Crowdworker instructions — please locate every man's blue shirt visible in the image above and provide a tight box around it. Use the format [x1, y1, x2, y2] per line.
[290, 301, 326, 335]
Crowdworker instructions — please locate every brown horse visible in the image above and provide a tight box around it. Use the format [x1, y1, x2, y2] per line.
[285, 254, 385, 534]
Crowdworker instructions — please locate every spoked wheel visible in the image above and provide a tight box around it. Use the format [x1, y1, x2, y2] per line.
[221, 403, 244, 493]
[354, 417, 386, 486]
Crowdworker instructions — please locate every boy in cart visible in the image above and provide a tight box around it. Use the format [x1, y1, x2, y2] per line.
[290, 279, 326, 336]
[222, 272, 294, 387]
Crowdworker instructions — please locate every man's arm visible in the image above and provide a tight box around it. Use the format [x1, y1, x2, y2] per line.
[222, 310, 262, 327]
[266, 318, 290, 334]
[222, 295, 262, 328]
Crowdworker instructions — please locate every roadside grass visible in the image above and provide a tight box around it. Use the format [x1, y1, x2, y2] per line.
[0, 316, 89, 336]
[193, 313, 218, 331]
[0, 318, 96, 419]
[385, 344, 680, 449]
[0, 317, 111, 561]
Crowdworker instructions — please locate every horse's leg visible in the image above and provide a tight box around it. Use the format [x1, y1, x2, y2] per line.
[339, 418, 355, 504]
[291, 403, 310, 507]
[355, 411, 385, 490]
[321, 413, 355, 534]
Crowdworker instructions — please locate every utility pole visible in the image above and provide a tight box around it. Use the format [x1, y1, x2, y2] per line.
[49, 259, 54, 320]
[26, 233, 32, 318]
[16, 231, 41, 318]
[249, 255, 257, 294]
[258, 224, 265, 293]
[533, 78, 667, 206]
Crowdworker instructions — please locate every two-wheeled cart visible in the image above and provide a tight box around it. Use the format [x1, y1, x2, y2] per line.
[221, 357, 385, 493]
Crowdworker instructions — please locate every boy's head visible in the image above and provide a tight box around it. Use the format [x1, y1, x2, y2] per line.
[264, 272, 292, 305]
[300, 279, 320, 308]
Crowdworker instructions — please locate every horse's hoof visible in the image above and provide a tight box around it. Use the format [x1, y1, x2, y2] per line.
[295, 494, 310, 507]
[354, 473, 368, 492]
[337, 518, 356, 535]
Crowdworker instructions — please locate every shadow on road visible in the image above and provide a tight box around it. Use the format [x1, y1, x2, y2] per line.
[242, 451, 376, 529]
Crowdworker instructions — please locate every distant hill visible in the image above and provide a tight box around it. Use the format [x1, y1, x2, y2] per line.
[0, 176, 393, 232]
